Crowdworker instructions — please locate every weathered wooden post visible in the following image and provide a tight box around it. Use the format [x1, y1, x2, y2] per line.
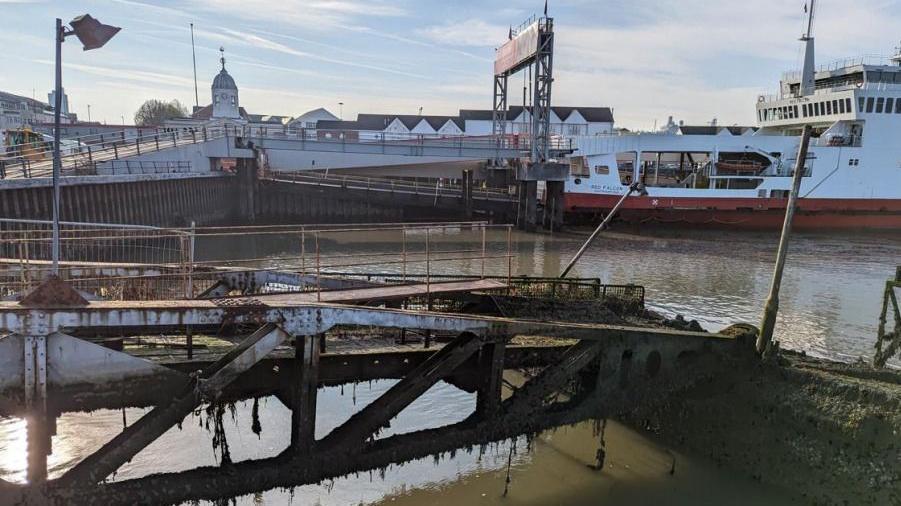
[756, 125, 812, 355]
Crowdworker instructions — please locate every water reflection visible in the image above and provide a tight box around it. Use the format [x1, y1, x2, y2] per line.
[2, 227, 897, 504]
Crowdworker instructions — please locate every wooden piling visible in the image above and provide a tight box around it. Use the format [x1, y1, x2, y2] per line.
[756, 125, 812, 355]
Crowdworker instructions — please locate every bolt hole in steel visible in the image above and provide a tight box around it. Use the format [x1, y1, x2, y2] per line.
[645, 350, 662, 378]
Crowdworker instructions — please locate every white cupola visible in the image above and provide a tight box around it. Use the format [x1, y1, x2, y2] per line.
[211, 47, 240, 118]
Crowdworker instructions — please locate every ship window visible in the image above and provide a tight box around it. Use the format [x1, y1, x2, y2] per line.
[846, 98, 852, 113]
[887, 98, 895, 114]
[826, 101, 832, 114]
[876, 97, 885, 113]
[859, 97, 865, 112]
[814, 103, 820, 116]
[832, 100, 838, 114]
[839, 99, 846, 114]
[897, 99, 901, 113]
[793, 105, 799, 118]
[866, 97, 875, 113]
[801, 104, 808, 117]
[594, 165, 610, 175]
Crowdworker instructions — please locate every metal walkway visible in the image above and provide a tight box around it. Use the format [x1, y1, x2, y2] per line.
[214, 278, 507, 304]
[1, 126, 535, 180]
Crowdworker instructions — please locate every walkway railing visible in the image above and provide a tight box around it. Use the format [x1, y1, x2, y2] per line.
[321, 272, 644, 304]
[0, 128, 219, 180]
[0, 221, 519, 302]
[1, 124, 571, 180]
[265, 170, 517, 201]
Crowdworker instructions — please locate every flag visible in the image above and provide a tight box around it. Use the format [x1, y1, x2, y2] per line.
[803, 3, 808, 13]
[508, 25, 512, 39]
[544, 0, 548, 16]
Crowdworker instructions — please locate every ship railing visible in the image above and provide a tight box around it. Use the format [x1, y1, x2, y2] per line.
[782, 55, 896, 81]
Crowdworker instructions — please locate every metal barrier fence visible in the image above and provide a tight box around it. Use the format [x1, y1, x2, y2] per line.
[0, 218, 191, 299]
[0, 221, 519, 302]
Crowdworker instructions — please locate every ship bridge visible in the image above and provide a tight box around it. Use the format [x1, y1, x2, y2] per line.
[756, 56, 901, 141]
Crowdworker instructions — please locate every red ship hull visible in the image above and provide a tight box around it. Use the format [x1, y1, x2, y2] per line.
[564, 193, 901, 230]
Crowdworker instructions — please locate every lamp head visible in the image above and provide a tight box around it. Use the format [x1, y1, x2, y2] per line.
[69, 14, 121, 51]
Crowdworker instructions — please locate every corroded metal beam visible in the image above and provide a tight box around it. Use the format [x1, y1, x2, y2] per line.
[0, 300, 725, 347]
[60, 323, 289, 486]
[0, 301, 495, 337]
[318, 331, 486, 451]
[502, 339, 603, 418]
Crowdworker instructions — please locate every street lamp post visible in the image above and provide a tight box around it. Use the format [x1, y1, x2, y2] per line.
[50, 14, 120, 275]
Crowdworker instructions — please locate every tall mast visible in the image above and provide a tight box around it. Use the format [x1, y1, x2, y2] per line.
[799, 0, 816, 96]
[805, 0, 816, 39]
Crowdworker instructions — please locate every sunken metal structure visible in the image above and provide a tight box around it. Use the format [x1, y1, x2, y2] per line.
[0, 271, 749, 504]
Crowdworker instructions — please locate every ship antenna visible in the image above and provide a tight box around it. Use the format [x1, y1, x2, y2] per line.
[804, 0, 816, 39]
[798, 0, 817, 96]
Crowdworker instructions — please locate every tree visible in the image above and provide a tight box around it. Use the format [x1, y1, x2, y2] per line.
[134, 99, 188, 126]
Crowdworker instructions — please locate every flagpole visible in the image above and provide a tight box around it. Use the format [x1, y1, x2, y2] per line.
[190, 22, 199, 109]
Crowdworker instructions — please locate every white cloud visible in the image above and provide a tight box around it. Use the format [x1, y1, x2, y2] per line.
[417, 19, 509, 47]
[33, 59, 196, 88]
[187, 0, 405, 29]
[202, 27, 432, 79]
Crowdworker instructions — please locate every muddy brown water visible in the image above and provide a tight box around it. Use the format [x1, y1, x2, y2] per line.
[1, 227, 898, 504]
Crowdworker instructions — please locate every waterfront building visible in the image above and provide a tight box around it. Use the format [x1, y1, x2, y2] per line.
[0, 89, 74, 134]
[316, 106, 614, 139]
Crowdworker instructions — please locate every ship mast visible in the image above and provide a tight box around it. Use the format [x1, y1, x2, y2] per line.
[799, 0, 816, 96]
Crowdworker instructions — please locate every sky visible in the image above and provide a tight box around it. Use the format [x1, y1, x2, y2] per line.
[1, 0, 899, 129]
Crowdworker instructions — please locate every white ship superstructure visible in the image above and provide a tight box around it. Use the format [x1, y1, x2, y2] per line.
[563, 1, 901, 229]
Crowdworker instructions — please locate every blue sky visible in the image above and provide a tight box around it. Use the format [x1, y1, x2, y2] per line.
[1, 0, 899, 129]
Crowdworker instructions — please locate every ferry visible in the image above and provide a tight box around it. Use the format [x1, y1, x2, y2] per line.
[564, 2, 901, 229]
